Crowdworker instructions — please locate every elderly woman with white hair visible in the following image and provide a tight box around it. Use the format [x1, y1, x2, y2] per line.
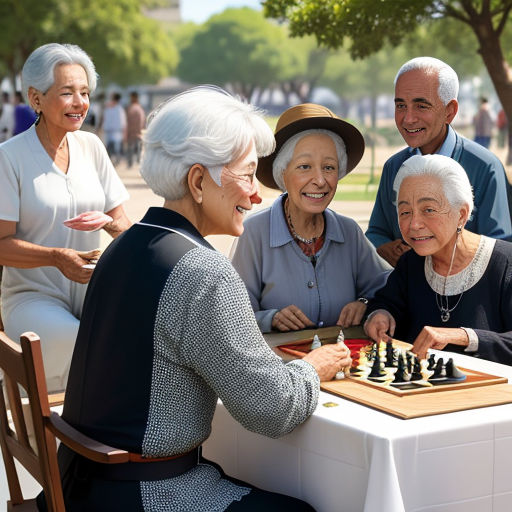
[364, 153, 512, 363]
[232, 103, 390, 333]
[49, 87, 351, 511]
[0, 43, 130, 392]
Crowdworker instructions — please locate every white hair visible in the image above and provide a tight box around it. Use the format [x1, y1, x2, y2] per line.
[21, 43, 97, 101]
[394, 57, 459, 106]
[394, 154, 474, 215]
[272, 129, 347, 192]
[140, 86, 275, 200]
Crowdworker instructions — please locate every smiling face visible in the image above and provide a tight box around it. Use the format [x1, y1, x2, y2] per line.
[32, 63, 90, 138]
[397, 175, 467, 258]
[394, 69, 458, 155]
[283, 133, 339, 215]
[201, 140, 261, 236]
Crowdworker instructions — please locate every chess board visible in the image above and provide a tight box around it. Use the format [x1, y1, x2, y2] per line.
[270, 327, 512, 419]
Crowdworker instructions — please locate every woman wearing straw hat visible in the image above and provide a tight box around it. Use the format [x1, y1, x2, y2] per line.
[232, 104, 390, 333]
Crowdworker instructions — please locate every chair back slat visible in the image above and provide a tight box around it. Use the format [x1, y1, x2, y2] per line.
[0, 330, 130, 511]
[4, 377, 31, 450]
[0, 331, 66, 511]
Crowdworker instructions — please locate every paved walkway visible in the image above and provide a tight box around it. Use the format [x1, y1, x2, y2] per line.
[111, 162, 375, 256]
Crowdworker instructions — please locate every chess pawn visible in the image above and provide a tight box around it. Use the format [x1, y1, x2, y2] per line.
[385, 341, 395, 367]
[368, 346, 386, 378]
[392, 355, 410, 383]
[336, 328, 351, 377]
[431, 358, 447, 379]
[410, 357, 422, 381]
[310, 334, 322, 350]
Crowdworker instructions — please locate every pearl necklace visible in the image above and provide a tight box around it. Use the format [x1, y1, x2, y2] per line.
[284, 199, 323, 245]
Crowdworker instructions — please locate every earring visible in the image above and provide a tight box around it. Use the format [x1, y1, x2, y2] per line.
[35, 110, 41, 126]
[456, 226, 462, 234]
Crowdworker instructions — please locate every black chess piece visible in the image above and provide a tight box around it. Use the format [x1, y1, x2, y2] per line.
[427, 353, 436, 371]
[445, 358, 466, 380]
[431, 357, 446, 380]
[393, 356, 409, 383]
[410, 357, 422, 381]
[368, 346, 386, 378]
[385, 341, 395, 367]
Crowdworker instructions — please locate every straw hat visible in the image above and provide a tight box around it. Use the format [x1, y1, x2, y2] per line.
[257, 103, 365, 190]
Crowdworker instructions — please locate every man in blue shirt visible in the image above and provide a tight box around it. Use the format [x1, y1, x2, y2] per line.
[366, 57, 512, 266]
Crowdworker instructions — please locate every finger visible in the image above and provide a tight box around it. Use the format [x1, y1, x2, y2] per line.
[278, 312, 302, 331]
[289, 307, 314, 327]
[389, 316, 396, 337]
[284, 313, 306, 330]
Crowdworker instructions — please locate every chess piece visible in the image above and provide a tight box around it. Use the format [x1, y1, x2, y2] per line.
[427, 353, 436, 371]
[310, 334, 321, 350]
[385, 341, 395, 367]
[392, 355, 410, 383]
[410, 357, 422, 381]
[368, 345, 386, 379]
[431, 357, 447, 380]
[335, 328, 351, 378]
[445, 358, 466, 380]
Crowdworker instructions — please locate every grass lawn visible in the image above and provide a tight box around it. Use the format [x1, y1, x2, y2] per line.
[334, 172, 380, 201]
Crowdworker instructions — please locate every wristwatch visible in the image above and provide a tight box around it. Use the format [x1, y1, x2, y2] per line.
[357, 297, 368, 305]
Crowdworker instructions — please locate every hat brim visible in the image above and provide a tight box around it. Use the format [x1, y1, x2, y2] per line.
[257, 116, 365, 190]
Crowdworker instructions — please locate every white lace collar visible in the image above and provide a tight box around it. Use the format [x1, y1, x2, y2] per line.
[424, 236, 495, 296]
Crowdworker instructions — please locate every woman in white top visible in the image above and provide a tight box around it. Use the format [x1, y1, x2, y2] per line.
[0, 43, 130, 392]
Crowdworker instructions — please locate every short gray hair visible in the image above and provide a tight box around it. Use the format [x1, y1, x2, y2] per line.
[272, 129, 347, 192]
[140, 86, 275, 200]
[21, 43, 97, 101]
[394, 57, 459, 106]
[394, 154, 474, 214]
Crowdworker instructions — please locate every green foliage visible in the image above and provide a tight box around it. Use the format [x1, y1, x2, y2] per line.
[177, 8, 285, 97]
[0, 0, 178, 87]
[263, 0, 434, 56]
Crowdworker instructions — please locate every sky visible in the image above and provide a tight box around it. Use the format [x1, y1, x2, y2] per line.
[181, 0, 263, 23]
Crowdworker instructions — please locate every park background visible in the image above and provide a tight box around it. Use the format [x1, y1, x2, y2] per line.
[3, 0, 512, 253]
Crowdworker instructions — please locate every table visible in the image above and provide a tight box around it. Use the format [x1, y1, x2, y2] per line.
[203, 339, 512, 512]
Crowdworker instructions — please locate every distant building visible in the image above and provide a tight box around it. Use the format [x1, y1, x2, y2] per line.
[144, 0, 180, 23]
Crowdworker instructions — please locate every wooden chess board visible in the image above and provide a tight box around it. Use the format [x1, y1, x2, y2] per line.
[267, 326, 512, 419]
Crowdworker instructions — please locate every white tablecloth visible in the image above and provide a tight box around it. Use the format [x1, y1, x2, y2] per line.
[203, 351, 512, 512]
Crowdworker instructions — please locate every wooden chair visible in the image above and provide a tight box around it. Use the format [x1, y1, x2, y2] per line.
[0, 330, 130, 511]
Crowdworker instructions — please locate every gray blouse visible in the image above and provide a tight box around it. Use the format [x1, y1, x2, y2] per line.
[232, 194, 391, 332]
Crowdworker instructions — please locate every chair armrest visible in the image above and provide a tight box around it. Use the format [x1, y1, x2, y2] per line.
[48, 412, 130, 464]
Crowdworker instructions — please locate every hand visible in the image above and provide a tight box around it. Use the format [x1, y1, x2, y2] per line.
[53, 248, 101, 284]
[377, 239, 410, 267]
[303, 342, 352, 381]
[272, 305, 315, 331]
[412, 326, 469, 359]
[364, 310, 395, 343]
[337, 300, 366, 328]
[63, 211, 113, 231]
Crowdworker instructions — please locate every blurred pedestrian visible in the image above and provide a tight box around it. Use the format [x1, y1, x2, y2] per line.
[125, 91, 145, 167]
[13, 91, 37, 136]
[102, 92, 126, 165]
[497, 108, 507, 148]
[473, 97, 493, 149]
[0, 92, 14, 142]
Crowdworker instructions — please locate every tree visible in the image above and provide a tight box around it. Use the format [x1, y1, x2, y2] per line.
[0, 0, 178, 90]
[263, 0, 512, 161]
[276, 34, 331, 104]
[177, 8, 285, 99]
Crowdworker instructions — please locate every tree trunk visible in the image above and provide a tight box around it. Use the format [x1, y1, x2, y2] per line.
[461, 5, 512, 165]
